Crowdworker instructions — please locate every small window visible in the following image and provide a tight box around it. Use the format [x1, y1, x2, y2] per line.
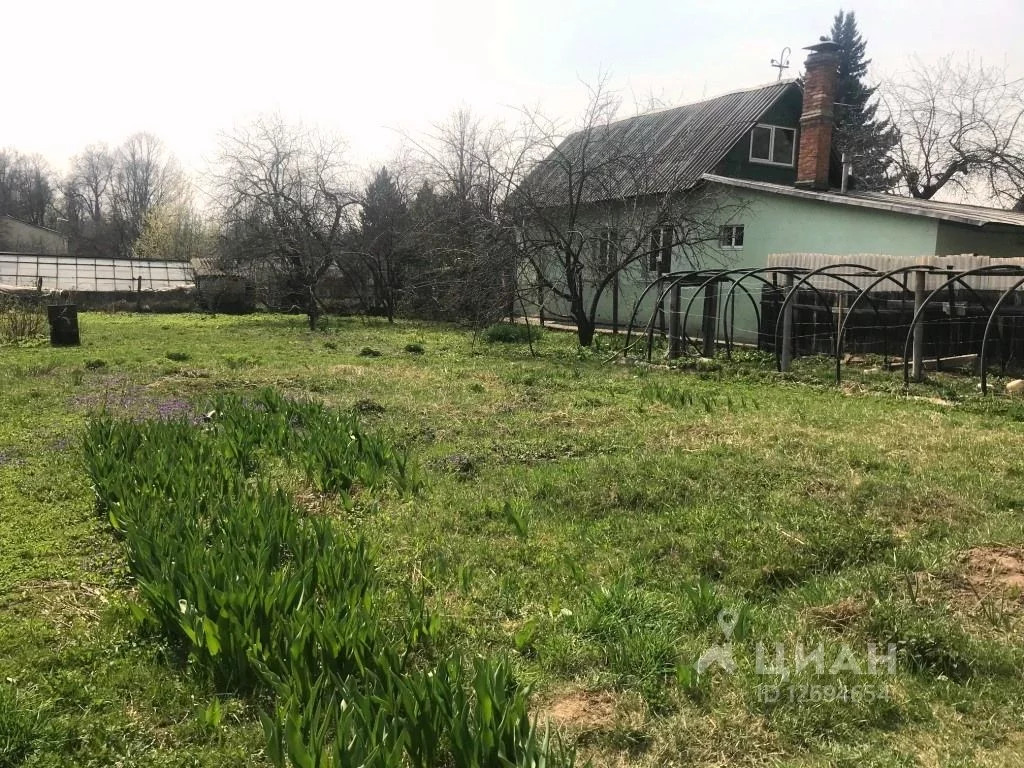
[719, 225, 744, 250]
[772, 128, 795, 165]
[648, 226, 673, 272]
[594, 227, 619, 272]
[750, 126, 772, 162]
[749, 124, 796, 166]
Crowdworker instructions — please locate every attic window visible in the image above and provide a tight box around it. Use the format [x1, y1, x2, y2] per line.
[750, 124, 796, 166]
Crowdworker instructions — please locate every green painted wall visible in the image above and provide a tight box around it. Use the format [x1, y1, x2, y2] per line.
[535, 185, 1024, 346]
[936, 222, 1024, 259]
[583, 185, 942, 344]
[713, 88, 801, 186]
[719, 186, 941, 263]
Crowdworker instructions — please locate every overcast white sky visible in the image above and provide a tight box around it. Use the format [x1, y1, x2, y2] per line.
[6, 0, 1024, 177]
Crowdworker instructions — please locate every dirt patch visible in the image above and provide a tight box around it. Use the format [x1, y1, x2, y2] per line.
[329, 364, 367, 377]
[294, 486, 336, 516]
[1, 579, 109, 627]
[542, 690, 618, 732]
[807, 597, 867, 630]
[908, 395, 958, 407]
[964, 547, 1024, 595]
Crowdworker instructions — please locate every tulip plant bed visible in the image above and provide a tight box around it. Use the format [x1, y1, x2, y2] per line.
[2, 312, 1024, 767]
[81, 388, 571, 767]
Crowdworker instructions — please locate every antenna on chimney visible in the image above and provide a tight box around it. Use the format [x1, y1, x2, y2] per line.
[770, 47, 791, 81]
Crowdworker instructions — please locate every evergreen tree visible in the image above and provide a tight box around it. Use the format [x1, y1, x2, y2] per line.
[358, 167, 411, 321]
[828, 10, 898, 190]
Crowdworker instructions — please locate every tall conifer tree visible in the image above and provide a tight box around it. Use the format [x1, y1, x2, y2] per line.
[828, 10, 897, 190]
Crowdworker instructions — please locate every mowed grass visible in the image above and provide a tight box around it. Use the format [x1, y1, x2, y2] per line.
[2, 312, 1024, 766]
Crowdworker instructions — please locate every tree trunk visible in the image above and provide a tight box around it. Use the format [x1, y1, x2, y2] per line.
[307, 288, 319, 330]
[576, 314, 595, 346]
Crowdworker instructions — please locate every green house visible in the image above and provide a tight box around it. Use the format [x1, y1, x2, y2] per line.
[523, 42, 1024, 344]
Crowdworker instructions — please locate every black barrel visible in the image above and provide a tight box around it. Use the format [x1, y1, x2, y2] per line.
[47, 305, 80, 346]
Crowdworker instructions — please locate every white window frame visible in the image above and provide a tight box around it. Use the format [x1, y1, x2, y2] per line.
[648, 226, 673, 273]
[749, 124, 796, 167]
[594, 227, 619, 273]
[719, 224, 744, 250]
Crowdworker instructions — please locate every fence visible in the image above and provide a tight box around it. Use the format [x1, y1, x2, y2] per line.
[623, 254, 1024, 393]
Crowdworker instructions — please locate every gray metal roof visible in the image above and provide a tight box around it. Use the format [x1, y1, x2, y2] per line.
[703, 174, 1024, 229]
[1, 214, 67, 237]
[523, 80, 798, 207]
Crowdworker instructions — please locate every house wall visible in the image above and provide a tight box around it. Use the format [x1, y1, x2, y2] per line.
[532, 185, 1024, 347]
[538, 185, 943, 344]
[0, 217, 68, 254]
[935, 222, 1024, 260]
[721, 186, 941, 265]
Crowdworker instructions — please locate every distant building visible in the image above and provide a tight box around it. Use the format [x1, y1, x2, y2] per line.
[0, 215, 69, 254]
[191, 256, 255, 313]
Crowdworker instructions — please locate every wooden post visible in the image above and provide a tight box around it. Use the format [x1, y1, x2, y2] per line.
[781, 273, 794, 371]
[945, 266, 956, 367]
[701, 280, 718, 358]
[657, 283, 666, 338]
[612, 273, 619, 334]
[912, 269, 925, 382]
[835, 292, 845, 357]
[668, 282, 682, 359]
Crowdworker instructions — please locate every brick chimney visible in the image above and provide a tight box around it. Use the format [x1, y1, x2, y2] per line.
[796, 39, 841, 190]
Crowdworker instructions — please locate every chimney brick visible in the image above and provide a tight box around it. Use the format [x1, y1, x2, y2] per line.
[796, 41, 840, 190]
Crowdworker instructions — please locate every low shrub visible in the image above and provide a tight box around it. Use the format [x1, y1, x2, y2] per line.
[0, 296, 45, 343]
[482, 323, 540, 344]
[165, 351, 191, 362]
[359, 346, 382, 357]
[404, 342, 425, 354]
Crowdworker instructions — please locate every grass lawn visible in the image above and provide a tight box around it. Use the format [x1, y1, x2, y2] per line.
[2, 312, 1023, 767]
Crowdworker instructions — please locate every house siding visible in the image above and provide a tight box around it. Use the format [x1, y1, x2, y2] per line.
[530, 185, 1024, 347]
[935, 222, 1024, 260]
[560, 185, 942, 343]
[0, 217, 68, 254]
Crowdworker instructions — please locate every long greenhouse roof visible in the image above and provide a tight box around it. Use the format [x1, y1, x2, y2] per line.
[0, 253, 194, 292]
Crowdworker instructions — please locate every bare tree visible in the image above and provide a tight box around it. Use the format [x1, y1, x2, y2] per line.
[399, 109, 523, 328]
[0, 150, 56, 227]
[508, 76, 742, 346]
[211, 115, 357, 329]
[134, 198, 209, 263]
[881, 56, 1024, 205]
[111, 133, 187, 256]
[70, 144, 115, 223]
[64, 143, 116, 256]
